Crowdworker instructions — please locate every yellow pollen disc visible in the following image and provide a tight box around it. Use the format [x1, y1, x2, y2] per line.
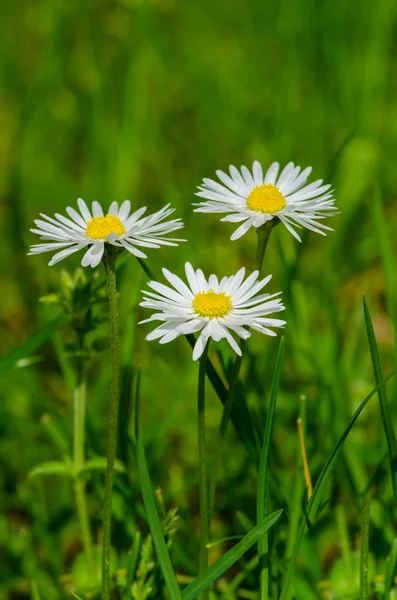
[192, 290, 232, 318]
[246, 184, 286, 214]
[86, 214, 126, 240]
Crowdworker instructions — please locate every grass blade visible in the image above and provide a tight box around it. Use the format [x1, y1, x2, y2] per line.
[384, 538, 397, 598]
[370, 186, 397, 396]
[0, 314, 65, 376]
[363, 296, 397, 493]
[280, 368, 397, 600]
[181, 510, 283, 600]
[134, 373, 182, 600]
[257, 337, 284, 599]
[360, 492, 371, 600]
[123, 532, 142, 600]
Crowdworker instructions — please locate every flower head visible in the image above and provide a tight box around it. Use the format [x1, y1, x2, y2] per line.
[194, 161, 337, 241]
[140, 262, 286, 360]
[28, 200, 185, 267]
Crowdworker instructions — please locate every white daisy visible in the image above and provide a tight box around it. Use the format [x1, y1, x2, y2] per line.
[139, 262, 286, 361]
[28, 200, 185, 268]
[194, 160, 337, 242]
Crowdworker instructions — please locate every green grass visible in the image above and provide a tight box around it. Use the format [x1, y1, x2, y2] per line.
[1, 0, 397, 598]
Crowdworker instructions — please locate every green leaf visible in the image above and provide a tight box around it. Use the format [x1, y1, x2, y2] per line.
[384, 538, 397, 598]
[206, 535, 243, 549]
[187, 335, 261, 466]
[134, 372, 182, 600]
[124, 532, 142, 600]
[181, 510, 283, 600]
[71, 593, 83, 600]
[31, 582, 42, 600]
[0, 314, 65, 376]
[280, 368, 397, 600]
[28, 461, 72, 479]
[79, 457, 125, 475]
[360, 493, 371, 600]
[363, 296, 397, 493]
[257, 336, 284, 598]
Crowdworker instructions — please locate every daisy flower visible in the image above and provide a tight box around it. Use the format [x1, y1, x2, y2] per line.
[140, 262, 286, 360]
[194, 160, 337, 241]
[28, 200, 185, 268]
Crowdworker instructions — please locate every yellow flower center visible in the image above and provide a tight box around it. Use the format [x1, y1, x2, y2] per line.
[86, 214, 126, 240]
[246, 184, 286, 214]
[192, 290, 232, 318]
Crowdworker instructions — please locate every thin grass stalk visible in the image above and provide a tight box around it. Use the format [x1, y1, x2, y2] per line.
[101, 247, 121, 600]
[198, 340, 210, 600]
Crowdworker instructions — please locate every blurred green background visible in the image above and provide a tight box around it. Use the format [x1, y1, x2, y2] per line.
[1, 0, 397, 598]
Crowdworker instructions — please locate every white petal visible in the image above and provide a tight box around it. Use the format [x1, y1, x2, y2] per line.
[118, 200, 131, 221]
[252, 161, 264, 186]
[78, 198, 92, 221]
[230, 218, 256, 241]
[108, 201, 118, 215]
[162, 268, 194, 299]
[66, 206, 89, 228]
[192, 333, 208, 361]
[264, 162, 280, 184]
[185, 262, 200, 294]
[92, 201, 104, 217]
[119, 239, 147, 258]
[89, 242, 104, 267]
[49, 244, 86, 266]
[124, 207, 147, 230]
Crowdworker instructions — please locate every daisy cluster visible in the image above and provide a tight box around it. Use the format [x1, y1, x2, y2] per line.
[29, 160, 337, 358]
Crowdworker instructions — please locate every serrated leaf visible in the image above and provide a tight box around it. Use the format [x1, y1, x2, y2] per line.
[181, 510, 283, 600]
[28, 461, 72, 479]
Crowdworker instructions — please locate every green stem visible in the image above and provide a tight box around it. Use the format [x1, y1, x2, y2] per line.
[101, 247, 121, 600]
[73, 355, 94, 572]
[219, 344, 245, 437]
[198, 341, 210, 600]
[254, 221, 275, 272]
[219, 222, 274, 437]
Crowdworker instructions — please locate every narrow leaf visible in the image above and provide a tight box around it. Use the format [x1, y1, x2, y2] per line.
[182, 510, 283, 600]
[28, 461, 72, 479]
[363, 296, 397, 493]
[0, 314, 65, 376]
[134, 373, 182, 600]
[384, 538, 397, 598]
[31, 582, 42, 600]
[79, 457, 125, 474]
[124, 532, 142, 600]
[360, 493, 371, 600]
[257, 336, 284, 599]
